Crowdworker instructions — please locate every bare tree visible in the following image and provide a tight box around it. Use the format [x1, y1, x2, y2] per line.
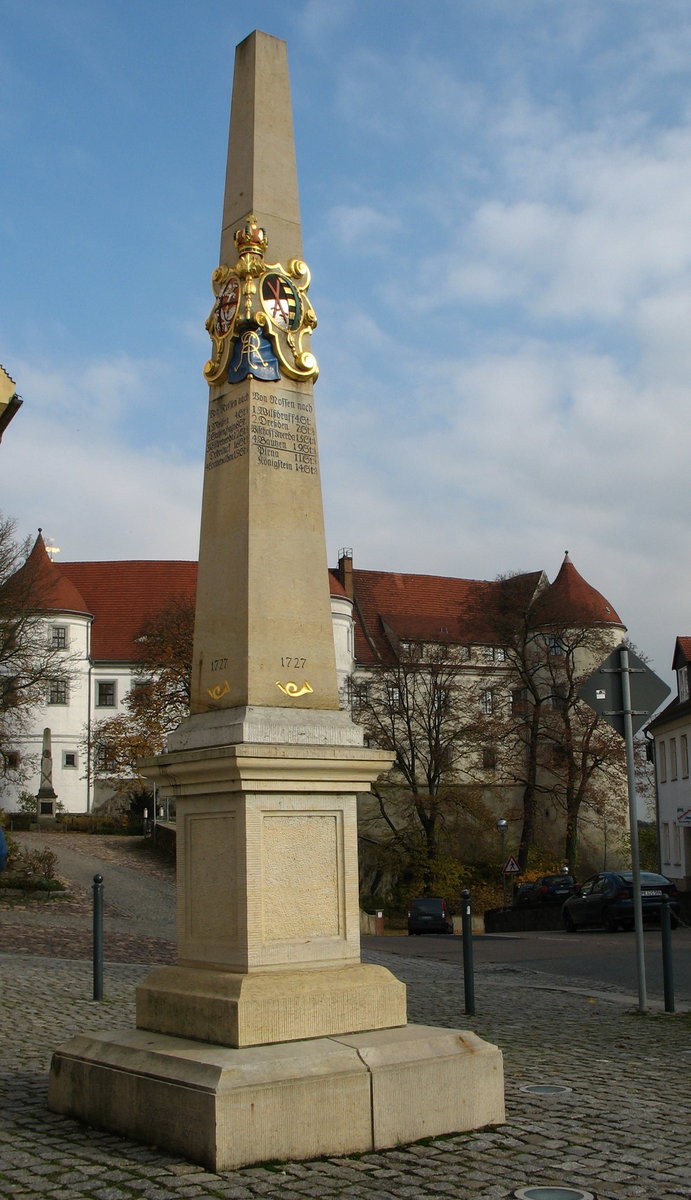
[349, 641, 493, 894]
[87, 595, 194, 791]
[0, 516, 75, 783]
[479, 574, 627, 870]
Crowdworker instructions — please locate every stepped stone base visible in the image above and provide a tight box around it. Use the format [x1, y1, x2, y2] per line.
[48, 1023, 505, 1172]
[136, 962, 407, 1047]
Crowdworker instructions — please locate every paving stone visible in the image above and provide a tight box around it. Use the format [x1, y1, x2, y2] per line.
[2, 838, 691, 1200]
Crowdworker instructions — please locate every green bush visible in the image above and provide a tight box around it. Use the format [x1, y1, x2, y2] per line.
[56, 813, 144, 835]
[0, 873, 64, 892]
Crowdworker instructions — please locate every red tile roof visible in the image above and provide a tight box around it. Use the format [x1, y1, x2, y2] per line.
[328, 570, 347, 597]
[60, 561, 196, 662]
[673, 636, 691, 669]
[532, 552, 623, 628]
[347, 567, 545, 665]
[45, 552, 622, 669]
[14, 534, 92, 617]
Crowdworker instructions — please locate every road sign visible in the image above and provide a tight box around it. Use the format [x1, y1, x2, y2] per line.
[579, 643, 671, 1013]
[502, 855, 521, 875]
[677, 808, 691, 826]
[578, 645, 670, 737]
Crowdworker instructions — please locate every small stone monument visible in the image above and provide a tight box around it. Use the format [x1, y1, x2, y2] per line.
[36, 727, 57, 822]
[48, 31, 504, 1169]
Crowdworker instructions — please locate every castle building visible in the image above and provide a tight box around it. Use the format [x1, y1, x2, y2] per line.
[1, 535, 626, 847]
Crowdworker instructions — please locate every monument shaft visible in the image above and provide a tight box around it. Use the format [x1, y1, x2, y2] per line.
[190, 31, 338, 714]
[192, 374, 338, 712]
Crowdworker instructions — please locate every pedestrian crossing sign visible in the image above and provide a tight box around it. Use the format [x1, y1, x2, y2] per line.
[502, 855, 521, 875]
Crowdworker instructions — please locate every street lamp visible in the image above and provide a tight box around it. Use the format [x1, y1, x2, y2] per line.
[496, 817, 508, 907]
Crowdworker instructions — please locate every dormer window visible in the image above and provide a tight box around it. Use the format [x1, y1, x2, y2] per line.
[678, 666, 689, 704]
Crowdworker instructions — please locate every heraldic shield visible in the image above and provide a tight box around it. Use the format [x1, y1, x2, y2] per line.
[204, 215, 318, 386]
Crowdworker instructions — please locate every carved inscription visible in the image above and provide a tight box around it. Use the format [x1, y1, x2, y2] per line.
[205, 387, 318, 476]
[251, 389, 318, 474]
[205, 391, 249, 471]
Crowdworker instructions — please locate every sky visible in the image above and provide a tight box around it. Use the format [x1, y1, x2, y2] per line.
[2, 0, 691, 688]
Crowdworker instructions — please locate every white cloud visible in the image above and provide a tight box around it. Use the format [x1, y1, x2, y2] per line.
[3, 355, 202, 560]
[326, 204, 401, 250]
[295, 0, 356, 50]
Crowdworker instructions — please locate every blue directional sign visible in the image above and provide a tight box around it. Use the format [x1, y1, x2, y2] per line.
[578, 646, 670, 738]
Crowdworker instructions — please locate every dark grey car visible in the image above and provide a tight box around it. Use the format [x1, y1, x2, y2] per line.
[562, 870, 680, 932]
[407, 896, 454, 935]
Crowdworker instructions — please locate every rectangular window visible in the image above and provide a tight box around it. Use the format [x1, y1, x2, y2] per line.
[547, 635, 565, 656]
[96, 680, 116, 707]
[670, 737, 678, 780]
[511, 687, 528, 715]
[5, 751, 20, 770]
[348, 680, 369, 711]
[672, 823, 682, 865]
[658, 740, 667, 783]
[51, 625, 68, 649]
[481, 688, 495, 715]
[679, 667, 689, 703]
[48, 680, 68, 705]
[681, 735, 689, 779]
[482, 746, 496, 770]
[62, 751, 78, 769]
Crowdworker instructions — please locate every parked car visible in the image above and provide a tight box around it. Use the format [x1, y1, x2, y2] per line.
[562, 870, 680, 933]
[513, 873, 577, 907]
[407, 896, 454, 935]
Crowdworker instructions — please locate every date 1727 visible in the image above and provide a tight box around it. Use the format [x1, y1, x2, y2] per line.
[281, 656, 307, 669]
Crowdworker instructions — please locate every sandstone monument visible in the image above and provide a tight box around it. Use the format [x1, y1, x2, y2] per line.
[48, 31, 504, 1169]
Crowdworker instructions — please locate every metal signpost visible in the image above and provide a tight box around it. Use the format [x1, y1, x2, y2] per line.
[578, 644, 670, 1011]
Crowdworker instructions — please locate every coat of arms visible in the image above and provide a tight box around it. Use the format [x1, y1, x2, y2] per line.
[204, 215, 318, 385]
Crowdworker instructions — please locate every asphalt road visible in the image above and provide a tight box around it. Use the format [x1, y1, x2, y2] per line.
[8, 831, 690, 1006]
[362, 926, 691, 1005]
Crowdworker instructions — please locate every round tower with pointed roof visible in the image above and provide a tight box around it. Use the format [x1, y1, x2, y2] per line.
[536, 551, 625, 631]
[0, 532, 94, 815]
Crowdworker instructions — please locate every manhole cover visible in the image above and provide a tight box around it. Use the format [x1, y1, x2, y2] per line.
[519, 1084, 573, 1096]
[514, 1188, 596, 1200]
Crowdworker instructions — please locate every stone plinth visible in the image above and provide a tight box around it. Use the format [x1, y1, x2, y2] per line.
[133, 718, 406, 1045]
[48, 1025, 505, 1172]
[136, 962, 406, 1047]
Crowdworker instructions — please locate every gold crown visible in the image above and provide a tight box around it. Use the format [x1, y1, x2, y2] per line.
[234, 214, 268, 257]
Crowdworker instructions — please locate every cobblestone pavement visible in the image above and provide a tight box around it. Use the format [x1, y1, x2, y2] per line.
[1, 838, 690, 1199]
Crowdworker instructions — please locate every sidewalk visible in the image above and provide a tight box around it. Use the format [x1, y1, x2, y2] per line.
[1, 939, 689, 1200]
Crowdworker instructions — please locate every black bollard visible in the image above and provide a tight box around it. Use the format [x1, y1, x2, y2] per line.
[92, 873, 104, 1001]
[461, 888, 475, 1015]
[660, 895, 675, 1014]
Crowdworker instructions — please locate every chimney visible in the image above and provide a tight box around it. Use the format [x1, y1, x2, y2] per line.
[338, 547, 354, 600]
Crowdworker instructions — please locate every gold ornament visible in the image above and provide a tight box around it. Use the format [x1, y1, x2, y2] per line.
[204, 214, 318, 384]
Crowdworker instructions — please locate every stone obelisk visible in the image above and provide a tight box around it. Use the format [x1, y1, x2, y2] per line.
[36, 726, 58, 821]
[48, 32, 504, 1170]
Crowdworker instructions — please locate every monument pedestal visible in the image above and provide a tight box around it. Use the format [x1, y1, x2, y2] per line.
[48, 1024, 504, 1172]
[48, 719, 505, 1166]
